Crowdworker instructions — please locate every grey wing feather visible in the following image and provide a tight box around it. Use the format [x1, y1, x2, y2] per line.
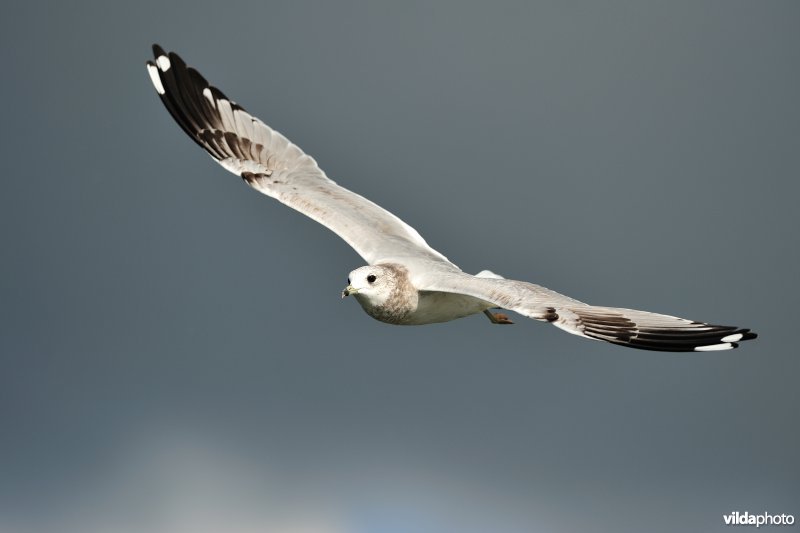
[146, 45, 452, 268]
[421, 272, 757, 352]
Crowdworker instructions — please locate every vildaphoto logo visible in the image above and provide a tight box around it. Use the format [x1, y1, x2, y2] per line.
[723, 511, 795, 527]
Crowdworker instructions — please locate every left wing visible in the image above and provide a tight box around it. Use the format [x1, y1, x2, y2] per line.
[421, 272, 757, 351]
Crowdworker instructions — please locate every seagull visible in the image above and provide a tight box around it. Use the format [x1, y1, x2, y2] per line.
[146, 45, 757, 352]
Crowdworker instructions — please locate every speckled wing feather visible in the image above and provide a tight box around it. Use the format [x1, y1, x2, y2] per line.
[420, 273, 756, 351]
[146, 45, 452, 267]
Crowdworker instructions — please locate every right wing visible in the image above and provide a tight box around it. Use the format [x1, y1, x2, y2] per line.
[146, 45, 454, 268]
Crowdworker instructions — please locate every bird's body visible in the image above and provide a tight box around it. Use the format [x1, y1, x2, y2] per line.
[345, 264, 495, 325]
[146, 45, 757, 352]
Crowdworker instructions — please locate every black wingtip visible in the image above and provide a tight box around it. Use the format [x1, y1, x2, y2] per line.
[578, 310, 759, 352]
[146, 44, 224, 156]
[742, 330, 758, 341]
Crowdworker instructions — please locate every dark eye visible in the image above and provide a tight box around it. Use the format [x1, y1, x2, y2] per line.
[347, 278, 351, 284]
[367, 274, 376, 283]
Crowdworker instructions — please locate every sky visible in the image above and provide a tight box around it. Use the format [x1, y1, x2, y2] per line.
[1, 1, 798, 532]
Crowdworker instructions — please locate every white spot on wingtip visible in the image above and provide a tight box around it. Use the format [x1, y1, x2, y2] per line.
[721, 333, 743, 343]
[156, 55, 171, 71]
[695, 343, 733, 352]
[203, 87, 214, 104]
[147, 64, 165, 94]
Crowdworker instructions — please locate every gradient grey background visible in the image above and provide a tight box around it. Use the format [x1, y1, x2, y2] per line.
[1, 1, 798, 531]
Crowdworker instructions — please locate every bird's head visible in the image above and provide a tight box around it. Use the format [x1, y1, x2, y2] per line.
[341, 264, 399, 307]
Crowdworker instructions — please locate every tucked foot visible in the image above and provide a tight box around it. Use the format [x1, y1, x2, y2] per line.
[483, 309, 514, 325]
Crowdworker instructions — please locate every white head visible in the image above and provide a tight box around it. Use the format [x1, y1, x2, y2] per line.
[341, 265, 397, 306]
[341, 263, 418, 324]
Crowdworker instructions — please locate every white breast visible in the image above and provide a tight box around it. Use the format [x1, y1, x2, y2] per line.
[402, 291, 493, 325]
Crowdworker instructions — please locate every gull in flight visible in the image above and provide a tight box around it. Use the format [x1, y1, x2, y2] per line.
[146, 45, 757, 352]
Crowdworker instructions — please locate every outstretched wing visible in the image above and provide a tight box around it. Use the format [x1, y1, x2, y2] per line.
[146, 45, 453, 268]
[421, 273, 757, 351]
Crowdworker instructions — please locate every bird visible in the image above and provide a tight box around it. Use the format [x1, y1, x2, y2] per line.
[146, 45, 757, 352]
